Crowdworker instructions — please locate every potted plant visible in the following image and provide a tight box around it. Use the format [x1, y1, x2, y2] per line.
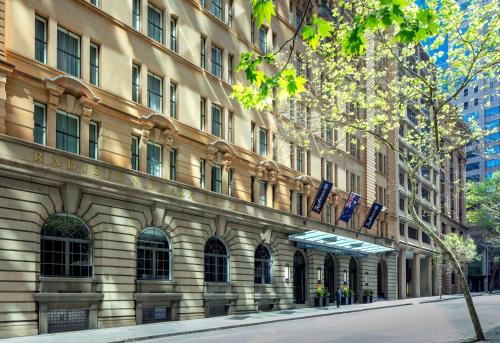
[314, 287, 326, 307]
[363, 289, 374, 303]
[341, 288, 349, 305]
[323, 291, 330, 306]
[350, 289, 356, 304]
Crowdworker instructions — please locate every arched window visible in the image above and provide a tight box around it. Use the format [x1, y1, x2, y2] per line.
[204, 237, 228, 282]
[254, 245, 272, 284]
[137, 227, 171, 280]
[41, 213, 92, 277]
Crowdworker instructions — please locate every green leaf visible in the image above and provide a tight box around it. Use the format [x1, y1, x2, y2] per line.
[252, 0, 275, 28]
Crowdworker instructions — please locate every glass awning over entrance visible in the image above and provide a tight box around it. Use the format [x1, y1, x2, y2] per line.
[289, 230, 394, 257]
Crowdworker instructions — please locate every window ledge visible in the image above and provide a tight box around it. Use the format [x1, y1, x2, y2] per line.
[38, 276, 96, 283]
[34, 292, 103, 303]
[136, 279, 175, 285]
[134, 293, 182, 301]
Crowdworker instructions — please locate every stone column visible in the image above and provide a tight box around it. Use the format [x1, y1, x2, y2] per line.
[141, 65, 148, 109]
[81, 34, 90, 82]
[47, 18, 58, 69]
[426, 255, 433, 296]
[253, 174, 260, 204]
[139, 129, 149, 174]
[163, 144, 170, 180]
[46, 84, 64, 148]
[222, 164, 229, 195]
[413, 252, 421, 297]
[141, 0, 148, 35]
[399, 248, 407, 299]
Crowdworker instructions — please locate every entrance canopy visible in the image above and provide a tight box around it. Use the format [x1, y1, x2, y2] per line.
[289, 230, 394, 257]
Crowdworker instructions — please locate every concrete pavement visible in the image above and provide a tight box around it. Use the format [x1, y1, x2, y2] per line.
[1, 293, 493, 343]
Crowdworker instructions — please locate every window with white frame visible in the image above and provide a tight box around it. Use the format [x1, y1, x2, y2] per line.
[89, 42, 99, 86]
[211, 164, 222, 193]
[211, 45, 222, 78]
[259, 26, 268, 53]
[259, 127, 267, 156]
[132, 0, 141, 30]
[34, 102, 47, 145]
[35, 15, 47, 63]
[211, 0, 223, 20]
[227, 0, 234, 27]
[148, 5, 163, 44]
[211, 104, 222, 137]
[131, 136, 139, 171]
[169, 82, 177, 119]
[200, 36, 207, 69]
[200, 159, 206, 189]
[169, 149, 177, 181]
[89, 121, 98, 159]
[170, 16, 177, 52]
[259, 180, 267, 206]
[137, 227, 171, 280]
[254, 245, 272, 284]
[56, 111, 80, 154]
[147, 72, 163, 112]
[147, 142, 162, 177]
[132, 63, 141, 102]
[57, 27, 81, 77]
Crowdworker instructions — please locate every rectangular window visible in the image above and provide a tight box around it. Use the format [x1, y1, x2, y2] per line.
[296, 146, 303, 172]
[131, 136, 139, 171]
[170, 17, 177, 52]
[259, 27, 268, 53]
[211, 164, 222, 193]
[34, 102, 47, 145]
[90, 0, 99, 6]
[148, 5, 163, 44]
[200, 36, 207, 69]
[35, 15, 47, 63]
[132, 63, 141, 102]
[200, 159, 206, 189]
[169, 149, 176, 181]
[463, 88, 468, 96]
[463, 102, 468, 110]
[474, 98, 478, 106]
[228, 0, 234, 27]
[259, 128, 267, 156]
[211, 0, 223, 20]
[272, 134, 277, 161]
[147, 142, 162, 177]
[228, 54, 234, 85]
[227, 112, 233, 143]
[296, 192, 303, 216]
[228, 168, 233, 196]
[57, 27, 81, 77]
[211, 46, 222, 78]
[89, 121, 98, 159]
[56, 111, 80, 154]
[251, 122, 256, 152]
[89, 42, 99, 86]
[211, 105, 222, 137]
[200, 97, 206, 131]
[326, 161, 333, 182]
[259, 180, 267, 206]
[169, 82, 177, 119]
[132, 0, 141, 30]
[474, 84, 478, 93]
[147, 72, 163, 112]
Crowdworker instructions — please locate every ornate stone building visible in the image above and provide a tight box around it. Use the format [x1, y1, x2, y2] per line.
[0, 0, 404, 337]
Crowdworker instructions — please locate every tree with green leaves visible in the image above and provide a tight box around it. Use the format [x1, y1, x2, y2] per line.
[437, 232, 479, 272]
[234, 0, 499, 340]
[467, 171, 500, 294]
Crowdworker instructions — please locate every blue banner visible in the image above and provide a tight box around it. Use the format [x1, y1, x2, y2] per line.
[362, 202, 383, 229]
[338, 192, 361, 223]
[311, 180, 334, 214]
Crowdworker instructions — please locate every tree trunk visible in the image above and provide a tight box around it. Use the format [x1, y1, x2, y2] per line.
[408, 175, 485, 341]
[489, 263, 498, 294]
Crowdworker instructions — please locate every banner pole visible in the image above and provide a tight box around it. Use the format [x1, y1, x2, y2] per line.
[303, 205, 313, 226]
[355, 225, 364, 238]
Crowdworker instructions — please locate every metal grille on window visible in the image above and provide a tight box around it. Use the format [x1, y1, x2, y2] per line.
[204, 237, 228, 282]
[142, 307, 172, 323]
[137, 227, 171, 280]
[41, 213, 92, 277]
[48, 309, 89, 333]
[208, 305, 228, 318]
[254, 245, 272, 284]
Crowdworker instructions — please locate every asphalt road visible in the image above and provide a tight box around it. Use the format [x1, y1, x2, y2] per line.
[144, 296, 500, 343]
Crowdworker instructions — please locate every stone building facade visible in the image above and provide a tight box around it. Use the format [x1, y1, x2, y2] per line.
[0, 0, 449, 338]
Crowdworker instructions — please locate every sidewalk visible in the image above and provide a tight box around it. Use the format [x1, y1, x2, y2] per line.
[2, 294, 487, 343]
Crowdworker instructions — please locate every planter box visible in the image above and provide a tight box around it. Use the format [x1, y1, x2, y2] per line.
[363, 295, 368, 303]
[322, 297, 328, 307]
[341, 297, 347, 305]
[314, 297, 323, 307]
[369, 295, 373, 303]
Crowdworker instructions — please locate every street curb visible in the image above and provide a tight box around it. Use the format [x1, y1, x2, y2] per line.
[112, 303, 414, 343]
[418, 293, 489, 304]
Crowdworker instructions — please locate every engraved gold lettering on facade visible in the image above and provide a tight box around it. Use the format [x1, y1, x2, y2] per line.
[104, 168, 111, 180]
[130, 175, 139, 186]
[168, 187, 176, 195]
[34, 151, 43, 162]
[82, 163, 88, 173]
[93, 166, 100, 176]
[50, 157, 60, 167]
[66, 159, 77, 170]
[178, 189, 185, 198]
